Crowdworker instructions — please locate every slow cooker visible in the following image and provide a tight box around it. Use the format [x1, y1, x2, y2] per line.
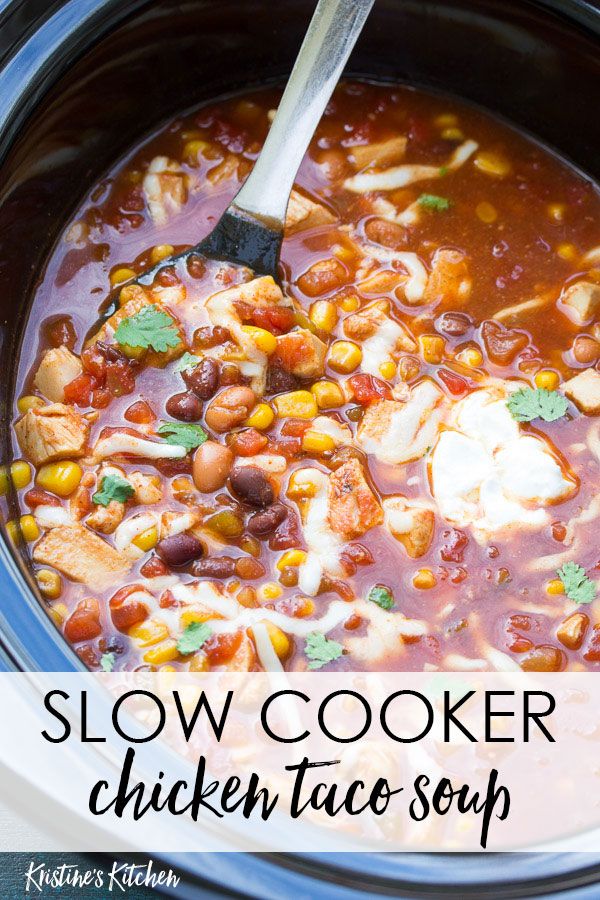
[0, 0, 599, 895]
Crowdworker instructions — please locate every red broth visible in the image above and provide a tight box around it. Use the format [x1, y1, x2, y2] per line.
[10, 82, 600, 673]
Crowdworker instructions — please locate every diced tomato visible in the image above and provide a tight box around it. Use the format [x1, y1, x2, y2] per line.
[65, 598, 102, 643]
[140, 556, 169, 578]
[269, 510, 303, 551]
[251, 306, 295, 335]
[347, 373, 392, 405]
[281, 419, 312, 438]
[584, 627, 600, 663]
[438, 368, 469, 396]
[481, 320, 529, 366]
[64, 372, 98, 406]
[204, 630, 243, 664]
[159, 590, 177, 609]
[440, 528, 468, 563]
[267, 437, 302, 460]
[344, 543, 374, 566]
[228, 428, 268, 456]
[105, 359, 136, 396]
[81, 345, 107, 379]
[344, 613, 363, 630]
[109, 585, 149, 632]
[125, 400, 155, 424]
[24, 488, 61, 508]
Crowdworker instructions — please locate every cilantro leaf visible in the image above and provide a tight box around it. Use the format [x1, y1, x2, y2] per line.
[174, 352, 201, 374]
[176, 621, 212, 655]
[92, 474, 134, 507]
[100, 652, 115, 672]
[305, 632, 343, 670]
[418, 193, 451, 212]
[157, 421, 208, 452]
[438, 166, 449, 176]
[507, 387, 568, 423]
[368, 585, 394, 610]
[557, 562, 596, 604]
[114, 304, 180, 353]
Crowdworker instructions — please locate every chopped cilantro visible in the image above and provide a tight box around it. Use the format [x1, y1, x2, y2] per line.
[557, 562, 596, 604]
[92, 474, 134, 507]
[174, 352, 201, 374]
[157, 421, 208, 451]
[418, 193, 451, 212]
[507, 387, 568, 423]
[305, 632, 343, 670]
[176, 621, 212, 655]
[114, 304, 180, 353]
[100, 652, 115, 672]
[438, 165, 449, 176]
[368, 584, 394, 610]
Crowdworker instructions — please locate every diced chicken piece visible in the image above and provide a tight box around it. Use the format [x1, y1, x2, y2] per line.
[344, 140, 478, 192]
[422, 249, 471, 306]
[93, 430, 188, 461]
[207, 153, 240, 186]
[285, 189, 336, 234]
[383, 497, 435, 558]
[32, 523, 131, 589]
[493, 295, 550, 324]
[87, 283, 185, 367]
[129, 471, 163, 504]
[349, 136, 407, 170]
[359, 244, 428, 304]
[344, 300, 415, 374]
[327, 458, 383, 539]
[274, 328, 327, 378]
[142, 155, 187, 226]
[357, 379, 447, 464]
[160, 509, 200, 539]
[15, 403, 89, 467]
[559, 280, 600, 325]
[86, 500, 126, 534]
[33, 347, 82, 402]
[563, 368, 600, 415]
[310, 416, 352, 446]
[69, 485, 91, 521]
[291, 468, 344, 596]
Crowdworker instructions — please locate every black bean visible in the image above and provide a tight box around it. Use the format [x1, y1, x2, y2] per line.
[192, 556, 236, 579]
[247, 502, 288, 537]
[229, 465, 274, 508]
[156, 533, 204, 567]
[165, 391, 202, 421]
[266, 365, 300, 394]
[183, 358, 220, 399]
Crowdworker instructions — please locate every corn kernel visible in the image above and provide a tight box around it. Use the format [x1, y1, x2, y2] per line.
[535, 370, 560, 391]
[455, 346, 483, 368]
[150, 244, 174, 265]
[419, 334, 445, 365]
[379, 360, 396, 380]
[180, 608, 212, 628]
[262, 621, 291, 659]
[337, 293, 360, 312]
[132, 525, 158, 552]
[546, 578, 565, 595]
[143, 640, 179, 665]
[188, 652, 210, 672]
[10, 460, 31, 490]
[287, 471, 318, 500]
[294, 597, 315, 617]
[434, 113, 458, 128]
[36, 460, 82, 497]
[475, 201, 498, 223]
[302, 429, 335, 455]
[119, 343, 147, 361]
[473, 151, 511, 177]
[17, 395, 44, 414]
[206, 509, 244, 537]
[273, 390, 317, 419]
[48, 601, 68, 626]
[20, 515, 39, 542]
[129, 619, 169, 647]
[160, 665, 177, 672]
[557, 242, 577, 261]
[172, 476, 194, 493]
[309, 300, 338, 333]
[244, 402, 275, 430]
[441, 127, 464, 141]
[276, 549, 307, 570]
[5, 520, 20, 544]
[183, 139, 210, 165]
[328, 340, 362, 374]
[331, 243, 355, 265]
[36, 568, 62, 600]
[241, 325, 277, 355]
[413, 569, 437, 590]
[110, 266, 136, 287]
[311, 380, 344, 409]
[547, 203, 566, 223]
[258, 582, 283, 602]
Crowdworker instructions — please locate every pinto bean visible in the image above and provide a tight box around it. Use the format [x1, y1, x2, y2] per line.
[64, 598, 102, 643]
[436, 312, 472, 337]
[183, 358, 219, 399]
[110, 585, 149, 631]
[247, 502, 288, 536]
[204, 385, 255, 432]
[229, 465, 274, 507]
[573, 335, 600, 364]
[481, 320, 529, 366]
[156, 533, 204, 567]
[193, 440, 233, 492]
[192, 556, 236, 579]
[165, 391, 202, 421]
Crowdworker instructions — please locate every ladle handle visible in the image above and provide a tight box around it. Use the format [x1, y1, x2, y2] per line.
[230, 0, 375, 228]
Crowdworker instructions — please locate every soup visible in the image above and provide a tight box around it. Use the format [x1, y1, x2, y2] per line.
[9, 82, 600, 673]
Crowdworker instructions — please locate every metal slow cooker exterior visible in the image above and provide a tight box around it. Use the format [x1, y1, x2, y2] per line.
[0, 0, 599, 895]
